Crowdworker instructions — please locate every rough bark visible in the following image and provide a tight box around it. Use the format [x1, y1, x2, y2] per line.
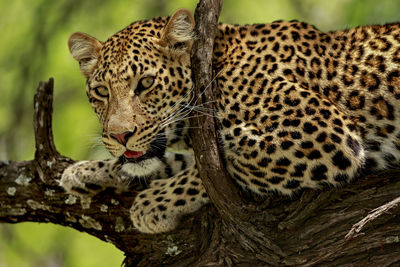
[1, 1, 400, 266]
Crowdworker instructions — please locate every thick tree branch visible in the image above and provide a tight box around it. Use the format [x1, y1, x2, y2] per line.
[190, 0, 244, 223]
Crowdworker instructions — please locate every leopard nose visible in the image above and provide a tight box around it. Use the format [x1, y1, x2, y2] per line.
[110, 131, 135, 145]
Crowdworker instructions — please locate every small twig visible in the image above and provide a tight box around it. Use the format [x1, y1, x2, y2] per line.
[345, 196, 400, 239]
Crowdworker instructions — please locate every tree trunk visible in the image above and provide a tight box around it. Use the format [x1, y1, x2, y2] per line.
[1, 1, 400, 266]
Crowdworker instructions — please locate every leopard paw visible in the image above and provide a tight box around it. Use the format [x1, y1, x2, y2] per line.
[130, 171, 209, 233]
[60, 159, 126, 196]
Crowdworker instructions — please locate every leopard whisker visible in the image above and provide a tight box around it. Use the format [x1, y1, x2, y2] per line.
[160, 67, 223, 127]
[160, 114, 216, 130]
[160, 98, 220, 129]
[155, 126, 201, 139]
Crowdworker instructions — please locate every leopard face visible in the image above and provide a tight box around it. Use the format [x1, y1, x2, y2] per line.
[68, 10, 195, 176]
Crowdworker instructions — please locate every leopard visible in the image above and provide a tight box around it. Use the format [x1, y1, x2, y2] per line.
[61, 8, 400, 234]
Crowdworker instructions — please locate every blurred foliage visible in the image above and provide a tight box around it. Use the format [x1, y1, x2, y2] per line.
[1, 0, 400, 266]
[0, 223, 120, 267]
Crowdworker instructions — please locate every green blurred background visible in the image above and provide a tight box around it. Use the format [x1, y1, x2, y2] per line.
[1, 0, 400, 266]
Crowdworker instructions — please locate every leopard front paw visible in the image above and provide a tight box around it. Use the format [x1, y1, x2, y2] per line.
[129, 176, 209, 234]
[60, 159, 125, 196]
[130, 200, 180, 234]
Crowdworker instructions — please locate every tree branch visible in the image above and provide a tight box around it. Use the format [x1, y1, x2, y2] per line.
[33, 78, 69, 186]
[190, 0, 244, 223]
[346, 195, 400, 240]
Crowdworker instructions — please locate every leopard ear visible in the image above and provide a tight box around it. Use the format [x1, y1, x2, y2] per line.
[159, 9, 195, 53]
[68, 32, 102, 78]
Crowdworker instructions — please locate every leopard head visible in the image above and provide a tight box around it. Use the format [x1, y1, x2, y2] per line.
[68, 9, 195, 176]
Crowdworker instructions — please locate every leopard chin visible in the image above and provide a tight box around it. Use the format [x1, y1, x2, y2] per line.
[121, 158, 163, 178]
[118, 132, 168, 178]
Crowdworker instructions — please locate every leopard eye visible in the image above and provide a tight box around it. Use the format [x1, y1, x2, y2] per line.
[93, 86, 109, 98]
[136, 76, 155, 95]
[141, 76, 155, 88]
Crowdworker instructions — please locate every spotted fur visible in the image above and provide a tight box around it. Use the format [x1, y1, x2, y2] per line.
[62, 9, 400, 233]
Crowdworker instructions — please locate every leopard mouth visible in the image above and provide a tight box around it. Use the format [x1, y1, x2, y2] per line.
[124, 150, 144, 159]
[120, 132, 167, 164]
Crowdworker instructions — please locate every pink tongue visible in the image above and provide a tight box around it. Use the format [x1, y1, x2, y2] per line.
[124, 150, 143, 159]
